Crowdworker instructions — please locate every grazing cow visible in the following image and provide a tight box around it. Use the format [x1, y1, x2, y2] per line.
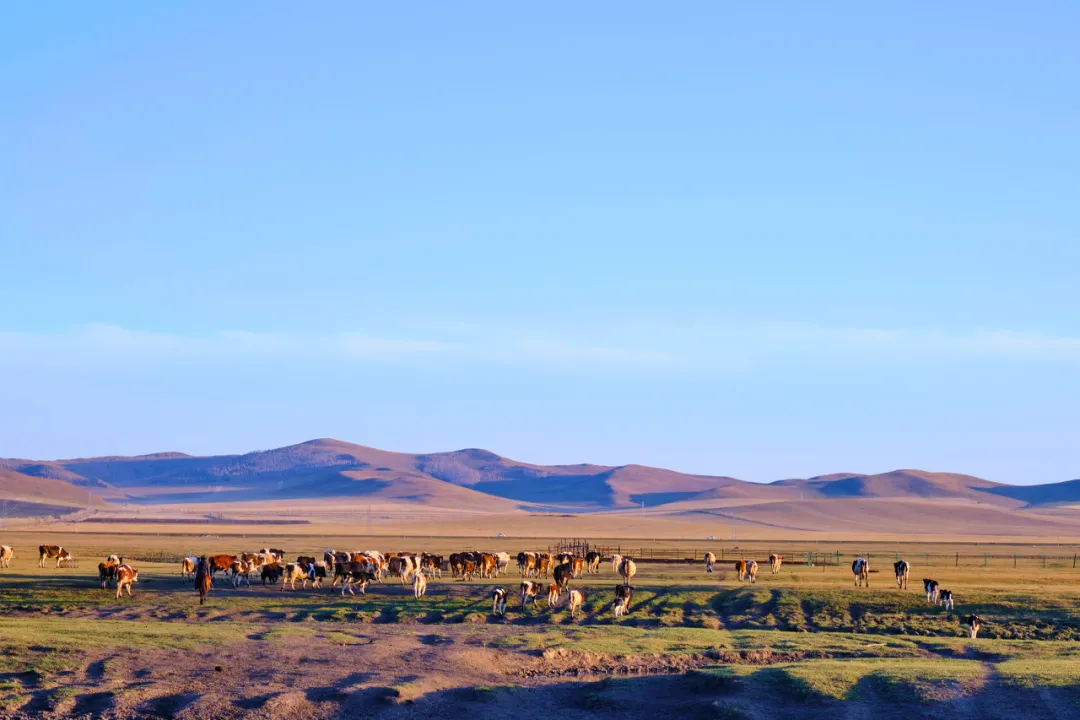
[413, 571, 428, 599]
[586, 551, 602, 574]
[618, 557, 637, 586]
[553, 562, 574, 591]
[923, 579, 940, 605]
[115, 565, 138, 599]
[614, 584, 633, 618]
[99, 556, 123, 589]
[261, 563, 284, 585]
[770, 554, 783, 574]
[611, 553, 623, 573]
[494, 552, 511, 577]
[894, 560, 910, 590]
[0, 545, 13, 569]
[547, 583, 560, 608]
[181, 556, 198, 580]
[704, 552, 716, 573]
[852, 558, 869, 587]
[966, 614, 983, 639]
[568, 589, 584, 619]
[520, 580, 543, 608]
[208, 554, 237, 576]
[746, 560, 759, 584]
[281, 562, 319, 591]
[570, 556, 585, 579]
[195, 556, 212, 605]
[734, 560, 748, 582]
[39, 545, 72, 569]
[491, 587, 508, 616]
[939, 589, 954, 611]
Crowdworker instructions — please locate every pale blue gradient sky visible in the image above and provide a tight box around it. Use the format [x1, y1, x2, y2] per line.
[1, 3, 1077, 482]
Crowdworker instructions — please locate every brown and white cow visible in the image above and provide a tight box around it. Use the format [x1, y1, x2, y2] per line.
[618, 557, 637, 586]
[569, 556, 585, 579]
[181, 556, 198, 580]
[770, 554, 783, 574]
[230, 559, 255, 588]
[894, 560, 909, 590]
[39, 545, 72, 569]
[99, 556, 123, 589]
[547, 583, 560, 608]
[586, 551, 602, 574]
[479, 553, 497, 579]
[966, 614, 983, 639]
[491, 587, 508, 615]
[518, 552, 538, 578]
[746, 560, 759, 584]
[537, 554, 553, 579]
[208, 554, 237, 576]
[734, 560, 748, 581]
[568, 589, 584, 619]
[520, 580, 544, 608]
[115, 565, 138, 599]
[0, 545, 14, 569]
[852, 558, 869, 587]
[704, 552, 716, 573]
[614, 584, 633, 618]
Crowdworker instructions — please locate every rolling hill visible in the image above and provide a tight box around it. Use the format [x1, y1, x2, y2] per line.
[1, 440, 1078, 537]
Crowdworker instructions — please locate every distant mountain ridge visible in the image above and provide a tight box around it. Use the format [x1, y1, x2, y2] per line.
[0, 438, 1077, 516]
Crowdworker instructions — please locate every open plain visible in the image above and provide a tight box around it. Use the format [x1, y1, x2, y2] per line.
[1, 527, 1080, 719]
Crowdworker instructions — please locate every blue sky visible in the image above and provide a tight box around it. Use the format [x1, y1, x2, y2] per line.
[1, 3, 1077, 483]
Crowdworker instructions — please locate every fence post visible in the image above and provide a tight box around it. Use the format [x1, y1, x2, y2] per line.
[984, 552, 987, 568]
[1073, 554, 1076, 569]
[955, 553, 958, 567]
[836, 550, 839, 566]
[925, 553, 929, 566]
[1014, 554, 1017, 568]
[1044, 554, 1047, 569]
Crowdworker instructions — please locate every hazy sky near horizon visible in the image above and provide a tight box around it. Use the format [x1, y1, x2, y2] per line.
[2, 3, 1078, 483]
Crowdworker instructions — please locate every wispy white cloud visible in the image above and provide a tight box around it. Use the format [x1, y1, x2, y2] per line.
[0, 321, 1077, 371]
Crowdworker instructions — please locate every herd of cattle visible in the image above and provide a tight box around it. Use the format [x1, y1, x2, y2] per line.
[8, 544, 982, 635]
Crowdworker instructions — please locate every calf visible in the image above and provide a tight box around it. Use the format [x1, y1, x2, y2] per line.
[852, 558, 869, 587]
[586, 551, 602, 574]
[618, 557, 637, 586]
[746, 559, 759, 584]
[568, 589, 584, 619]
[491, 587, 508, 616]
[520, 580, 543, 608]
[939, 589, 954, 610]
[261, 563, 284, 585]
[547, 583, 561, 608]
[894, 560, 910, 590]
[39, 545, 72, 569]
[614, 584, 633, 618]
[704, 552, 716, 573]
[115, 565, 139, 599]
[966, 614, 983, 639]
[413, 571, 428, 599]
[923, 579, 940, 605]
[770, 554, 783, 574]
[0, 545, 13, 569]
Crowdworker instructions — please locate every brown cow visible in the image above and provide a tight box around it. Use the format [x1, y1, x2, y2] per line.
[462, 559, 477, 581]
[770, 554, 783, 574]
[0, 545, 13, 569]
[547, 583, 560, 608]
[39, 545, 72, 569]
[115, 565, 139, 599]
[99, 556, 123, 589]
[734, 560, 748, 582]
[618, 557, 637, 586]
[261, 563, 284, 585]
[181, 556, 198, 580]
[537, 554, 552, 579]
[208, 554, 237, 576]
[586, 551, 602, 574]
[479, 553, 497, 579]
[553, 562, 574, 591]
[196, 556, 212, 605]
[570, 556, 585, 579]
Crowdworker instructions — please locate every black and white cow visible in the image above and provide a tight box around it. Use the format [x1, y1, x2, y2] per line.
[852, 557, 869, 587]
[938, 589, 954, 610]
[923, 579, 940, 605]
[491, 587, 508, 616]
